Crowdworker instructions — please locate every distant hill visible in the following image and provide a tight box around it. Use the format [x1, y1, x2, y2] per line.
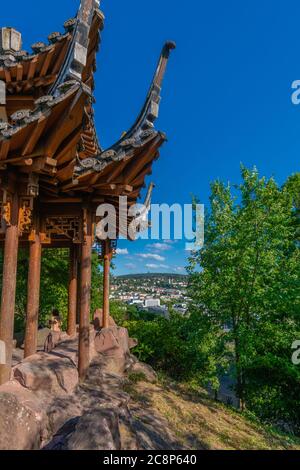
[116, 273, 187, 280]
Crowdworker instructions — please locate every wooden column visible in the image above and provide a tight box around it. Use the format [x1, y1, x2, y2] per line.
[78, 208, 92, 382]
[24, 220, 42, 358]
[67, 245, 78, 337]
[103, 239, 111, 329]
[0, 193, 19, 385]
[76, 245, 82, 325]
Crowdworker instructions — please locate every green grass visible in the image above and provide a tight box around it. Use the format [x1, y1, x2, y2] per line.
[125, 378, 300, 450]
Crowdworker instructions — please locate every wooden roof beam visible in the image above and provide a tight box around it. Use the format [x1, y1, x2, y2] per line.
[9, 74, 56, 93]
[4, 69, 11, 83]
[52, 36, 72, 74]
[28, 57, 38, 80]
[0, 140, 10, 161]
[131, 162, 153, 186]
[22, 116, 48, 156]
[44, 89, 83, 158]
[55, 126, 82, 163]
[40, 48, 55, 77]
[122, 138, 161, 184]
[16, 64, 23, 82]
[106, 160, 129, 184]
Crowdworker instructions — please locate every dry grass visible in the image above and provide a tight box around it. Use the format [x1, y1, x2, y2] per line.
[127, 380, 300, 451]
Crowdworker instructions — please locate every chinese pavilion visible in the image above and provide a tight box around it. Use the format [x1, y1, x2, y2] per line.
[0, 0, 175, 385]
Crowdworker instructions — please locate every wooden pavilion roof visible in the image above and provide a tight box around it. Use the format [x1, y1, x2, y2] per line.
[0, 0, 175, 220]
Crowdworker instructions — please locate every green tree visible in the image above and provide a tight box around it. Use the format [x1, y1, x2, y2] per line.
[188, 167, 300, 430]
[0, 248, 103, 333]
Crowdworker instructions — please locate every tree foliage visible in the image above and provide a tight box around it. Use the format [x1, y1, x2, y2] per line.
[119, 169, 300, 433]
[0, 248, 103, 333]
[188, 167, 300, 430]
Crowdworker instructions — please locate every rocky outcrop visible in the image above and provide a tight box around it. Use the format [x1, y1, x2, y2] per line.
[13, 352, 78, 395]
[68, 408, 121, 450]
[129, 337, 138, 349]
[0, 322, 159, 450]
[127, 361, 158, 384]
[93, 309, 117, 330]
[0, 390, 42, 450]
[94, 327, 131, 375]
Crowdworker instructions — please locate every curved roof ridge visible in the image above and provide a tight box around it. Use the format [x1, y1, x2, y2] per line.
[51, 0, 104, 94]
[74, 41, 176, 177]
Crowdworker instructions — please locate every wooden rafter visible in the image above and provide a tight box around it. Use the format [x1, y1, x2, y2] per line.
[22, 116, 48, 156]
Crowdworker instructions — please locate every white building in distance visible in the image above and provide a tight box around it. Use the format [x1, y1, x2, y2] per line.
[145, 299, 161, 308]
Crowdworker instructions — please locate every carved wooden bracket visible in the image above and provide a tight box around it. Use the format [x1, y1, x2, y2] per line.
[41, 216, 82, 244]
[18, 197, 33, 236]
[82, 208, 88, 244]
[0, 189, 12, 228]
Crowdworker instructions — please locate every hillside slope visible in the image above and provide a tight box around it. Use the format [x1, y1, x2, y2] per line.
[125, 379, 300, 451]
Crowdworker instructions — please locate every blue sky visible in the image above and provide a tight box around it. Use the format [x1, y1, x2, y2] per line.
[2, 0, 300, 275]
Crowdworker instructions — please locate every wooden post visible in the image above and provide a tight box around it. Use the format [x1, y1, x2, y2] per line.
[0, 193, 19, 385]
[78, 208, 92, 382]
[103, 239, 111, 329]
[76, 244, 82, 326]
[24, 224, 42, 358]
[67, 244, 78, 337]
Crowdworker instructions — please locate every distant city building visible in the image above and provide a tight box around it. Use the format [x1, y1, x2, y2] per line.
[111, 274, 189, 317]
[145, 305, 169, 319]
[145, 299, 161, 308]
[130, 300, 144, 306]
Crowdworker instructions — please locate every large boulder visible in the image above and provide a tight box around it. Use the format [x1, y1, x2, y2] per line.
[51, 337, 79, 366]
[67, 408, 121, 450]
[93, 309, 117, 330]
[94, 327, 131, 375]
[43, 331, 63, 353]
[0, 391, 41, 450]
[13, 352, 78, 395]
[94, 327, 129, 358]
[37, 328, 51, 349]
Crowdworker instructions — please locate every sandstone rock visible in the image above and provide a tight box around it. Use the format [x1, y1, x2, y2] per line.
[109, 316, 117, 328]
[45, 396, 83, 442]
[43, 417, 79, 450]
[94, 329, 118, 355]
[0, 380, 44, 421]
[67, 408, 121, 450]
[125, 353, 138, 372]
[128, 362, 158, 383]
[118, 406, 139, 450]
[0, 325, 153, 451]
[93, 309, 117, 330]
[117, 328, 130, 356]
[93, 309, 103, 330]
[13, 352, 78, 395]
[52, 337, 79, 366]
[0, 392, 41, 450]
[94, 327, 131, 375]
[37, 328, 51, 348]
[94, 327, 129, 358]
[14, 331, 24, 348]
[119, 420, 139, 450]
[20, 328, 51, 351]
[129, 337, 138, 349]
[44, 331, 62, 353]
